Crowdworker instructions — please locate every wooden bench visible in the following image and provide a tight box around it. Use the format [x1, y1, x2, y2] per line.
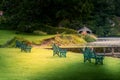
[15, 40, 22, 48]
[15, 40, 32, 53]
[82, 47, 104, 65]
[52, 44, 67, 57]
[20, 42, 32, 53]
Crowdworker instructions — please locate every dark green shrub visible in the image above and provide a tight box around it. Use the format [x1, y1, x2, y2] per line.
[30, 23, 77, 34]
[55, 27, 77, 34]
[79, 34, 97, 42]
[17, 22, 33, 33]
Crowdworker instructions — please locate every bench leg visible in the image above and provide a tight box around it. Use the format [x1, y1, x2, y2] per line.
[95, 58, 104, 65]
[95, 59, 98, 64]
[84, 58, 91, 63]
[60, 52, 66, 57]
[100, 59, 103, 65]
[53, 52, 59, 56]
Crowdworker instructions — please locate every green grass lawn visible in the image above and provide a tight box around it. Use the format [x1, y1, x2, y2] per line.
[0, 48, 120, 80]
[0, 30, 86, 46]
[1, 30, 120, 80]
[0, 30, 54, 45]
[0, 30, 16, 44]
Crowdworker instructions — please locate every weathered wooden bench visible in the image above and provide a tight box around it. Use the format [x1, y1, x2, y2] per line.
[82, 47, 104, 65]
[52, 44, 67, 57]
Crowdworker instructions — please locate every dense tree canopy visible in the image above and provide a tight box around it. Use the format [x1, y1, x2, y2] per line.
[0, 0, 120, 36]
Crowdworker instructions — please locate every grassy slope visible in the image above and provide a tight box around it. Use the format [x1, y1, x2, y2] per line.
[0, 48, 120, 80]
[0, 30, 54, 45]
[0, 30, 16, 44]
[0, 30, 86, 46]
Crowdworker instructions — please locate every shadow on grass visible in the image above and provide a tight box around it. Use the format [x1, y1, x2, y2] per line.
[28, 61, 120, 80]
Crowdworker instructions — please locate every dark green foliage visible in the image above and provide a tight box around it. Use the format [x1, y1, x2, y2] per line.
[0, 0, 120, 36]
[15, 22, 77, 34]
[80, 34, 97, 42]
[17, 22, 33, 33]
[30, 23, 77, 34]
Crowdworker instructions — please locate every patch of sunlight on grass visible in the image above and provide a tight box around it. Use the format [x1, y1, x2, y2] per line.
[1, 48, 120, 80]
[0, 48, 82, 80]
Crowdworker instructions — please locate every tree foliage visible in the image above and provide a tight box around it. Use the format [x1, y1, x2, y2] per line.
[0, 0, 120, 36]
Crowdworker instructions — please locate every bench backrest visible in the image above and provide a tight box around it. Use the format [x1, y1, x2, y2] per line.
[52, 44, 59, 52]
[16, 40, 22, 48]
[83, 47, 97, 59]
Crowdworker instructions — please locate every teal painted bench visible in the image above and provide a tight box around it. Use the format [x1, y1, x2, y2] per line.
[82, 47, 104, 65]
[15, 40, 32, 53]
[15, 40, 22, 48]
[20, 42, 32, 53]
[52, 44, 67, 57]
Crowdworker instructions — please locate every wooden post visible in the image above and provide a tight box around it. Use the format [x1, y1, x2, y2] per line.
[103, 47, 106, 55]
[111, 47, 114, 55]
